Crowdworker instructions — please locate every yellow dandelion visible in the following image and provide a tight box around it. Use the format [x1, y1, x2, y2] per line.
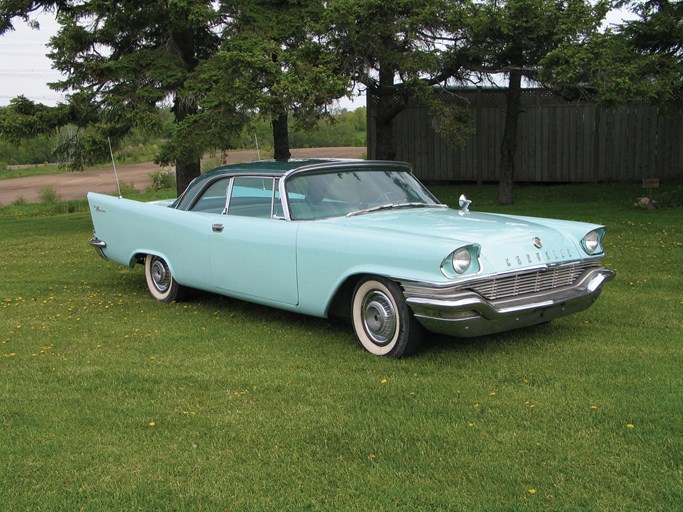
[528, 489, 537, 495]
[380, 378, 388, 385]
[149, 421, 156, 427]
[627, 423, 635, 429]
[489, 391, 497, 396]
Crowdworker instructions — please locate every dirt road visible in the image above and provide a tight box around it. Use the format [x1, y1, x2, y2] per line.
[0, 147, 366, 205]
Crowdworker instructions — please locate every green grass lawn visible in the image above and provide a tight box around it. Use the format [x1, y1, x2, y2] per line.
[1, 184, 681, 511]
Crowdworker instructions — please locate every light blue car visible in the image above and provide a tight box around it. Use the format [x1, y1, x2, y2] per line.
[88, 159, 615, 357]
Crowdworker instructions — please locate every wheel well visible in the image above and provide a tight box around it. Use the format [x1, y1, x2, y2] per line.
[328, 274, 401, 322]
[327, 275, 361, 322]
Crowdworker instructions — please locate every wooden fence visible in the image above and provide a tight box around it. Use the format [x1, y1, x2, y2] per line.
[367, 88, 683, 183]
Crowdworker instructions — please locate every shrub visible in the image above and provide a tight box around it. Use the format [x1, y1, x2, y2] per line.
[147, 169, 176, 192]
[657, 186, 683, 209]
[12, 196, 27, 206]
[116, 181, 139, 197]
[39, 186, 62, 203]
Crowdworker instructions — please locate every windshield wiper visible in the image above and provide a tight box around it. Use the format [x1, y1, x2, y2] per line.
[346, 202, 447, 217]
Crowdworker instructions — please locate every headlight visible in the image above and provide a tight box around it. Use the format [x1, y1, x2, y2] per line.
[581, 229, 604, 255]
[441, 245, 480, 277]
[452, 247, 472, 274]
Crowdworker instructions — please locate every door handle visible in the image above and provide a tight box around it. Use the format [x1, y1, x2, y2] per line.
[212, 224, 224, 233]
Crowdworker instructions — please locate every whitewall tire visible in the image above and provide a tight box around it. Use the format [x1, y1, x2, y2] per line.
[351, 277, 423, 357]
[144, 254, 185, 302]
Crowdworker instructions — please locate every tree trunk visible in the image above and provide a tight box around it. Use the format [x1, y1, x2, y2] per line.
[172, 94, 201, 196]
[497, 69, 522, 205]
[272, 112, 291, 162]
[372, 62, 404, 161]
[171, 28, 201, 196]
[374, 111, 396, 161]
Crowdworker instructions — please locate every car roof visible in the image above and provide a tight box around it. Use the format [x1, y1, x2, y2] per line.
[194, 158, 411, 184]
[173, 158, 414, 210]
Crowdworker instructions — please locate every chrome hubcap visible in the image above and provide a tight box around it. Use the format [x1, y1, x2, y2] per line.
[151, 258, 171, 293]
[362, 290, 397, 345]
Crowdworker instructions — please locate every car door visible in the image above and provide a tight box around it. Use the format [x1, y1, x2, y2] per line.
[207, 177, 299, 306]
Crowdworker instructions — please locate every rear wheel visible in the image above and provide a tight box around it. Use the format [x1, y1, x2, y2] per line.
[144, 254, 185, 302]
[351, 277, 423, 357]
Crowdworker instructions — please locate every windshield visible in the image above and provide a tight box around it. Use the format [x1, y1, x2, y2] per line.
[285, 168, 441, 220]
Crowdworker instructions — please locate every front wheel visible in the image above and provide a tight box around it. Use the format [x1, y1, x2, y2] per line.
[144, 254, 186, 302]
[351, 277, 424, 357]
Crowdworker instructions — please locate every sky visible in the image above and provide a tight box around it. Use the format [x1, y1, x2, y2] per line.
[0, 8, 635, 109]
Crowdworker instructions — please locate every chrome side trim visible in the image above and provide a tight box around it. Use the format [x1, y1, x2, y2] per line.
[88, 237, 109, 260]
[403, 267, 615, 338]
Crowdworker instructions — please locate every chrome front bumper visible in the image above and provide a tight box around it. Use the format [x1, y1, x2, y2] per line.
[403, 267, 615, 338]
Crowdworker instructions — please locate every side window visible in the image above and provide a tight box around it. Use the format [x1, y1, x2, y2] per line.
[190, 177, 231, 213]
[227, 177, 276, 218]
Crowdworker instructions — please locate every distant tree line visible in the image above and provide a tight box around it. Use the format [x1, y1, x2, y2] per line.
[0, 0, 680, 201]
[0, 107, 367, 167]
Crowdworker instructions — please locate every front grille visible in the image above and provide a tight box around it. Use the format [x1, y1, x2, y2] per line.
[466, 262, 596, 300]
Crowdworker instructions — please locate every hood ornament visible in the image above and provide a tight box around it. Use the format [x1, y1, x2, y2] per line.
[458, 194, 472, 213]
[532, 237, 543, 249]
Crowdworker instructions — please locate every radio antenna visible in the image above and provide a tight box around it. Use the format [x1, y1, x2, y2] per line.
[108, 136, 122, 198]
[254, 133, 261, 161]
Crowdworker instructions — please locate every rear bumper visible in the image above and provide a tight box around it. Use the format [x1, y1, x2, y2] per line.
[88, 236, 109, 260]
[403, 267, 615, 338]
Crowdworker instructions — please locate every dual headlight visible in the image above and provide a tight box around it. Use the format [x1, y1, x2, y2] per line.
[581, 228, 606, 255]
[442, 245, 480, 277]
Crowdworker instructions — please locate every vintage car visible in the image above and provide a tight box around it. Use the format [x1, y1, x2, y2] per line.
[87, 159, 614, 357]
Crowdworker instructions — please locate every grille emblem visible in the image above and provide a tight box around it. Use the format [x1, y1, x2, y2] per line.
[532, 237, 543, 249]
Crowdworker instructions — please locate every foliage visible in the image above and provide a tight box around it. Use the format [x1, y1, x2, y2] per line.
[147, 169, 177, 192]
[656, 185, 683, 208]
[115, 181, 139, 198]
[442, 0, 609, 204]
[542, 1, 682, 105]
[0, 106, 55, 165]
[38, 185, 61, 203]
[325, 0, 450, 160]
[245, 108, 368, 150]
[186, 0, 349, 161]
[1, 184, 682, 510]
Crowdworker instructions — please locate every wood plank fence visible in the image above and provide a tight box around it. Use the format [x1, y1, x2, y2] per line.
[367, 88, 683, 183]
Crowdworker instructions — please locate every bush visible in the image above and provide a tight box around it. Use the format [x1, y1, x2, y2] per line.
[39, 186, 62, 203]
[657, 186, 683, 208]
[116, 181, 139, 197]
[147, 169, 176, 192]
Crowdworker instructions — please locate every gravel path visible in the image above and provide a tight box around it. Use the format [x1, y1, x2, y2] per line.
[0, 147, 366, 205]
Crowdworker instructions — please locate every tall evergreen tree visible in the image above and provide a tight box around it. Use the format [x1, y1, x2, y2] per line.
[200, 0, 349, 161]
[1, 0, 227, 194]
[326, 0, 454, 160]
[444, 0, 608, 204]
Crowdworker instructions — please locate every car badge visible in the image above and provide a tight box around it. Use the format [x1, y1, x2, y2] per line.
[532, 237, 543, 249]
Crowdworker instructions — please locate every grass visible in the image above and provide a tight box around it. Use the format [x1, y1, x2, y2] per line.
[1, 184, 682, 511]
[0, 164, 62, 180]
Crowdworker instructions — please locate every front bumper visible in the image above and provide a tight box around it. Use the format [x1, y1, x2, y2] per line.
[403, 266, 615, 338]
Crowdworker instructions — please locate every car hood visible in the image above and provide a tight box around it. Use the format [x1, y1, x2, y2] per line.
[323, 207, 599, 271]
